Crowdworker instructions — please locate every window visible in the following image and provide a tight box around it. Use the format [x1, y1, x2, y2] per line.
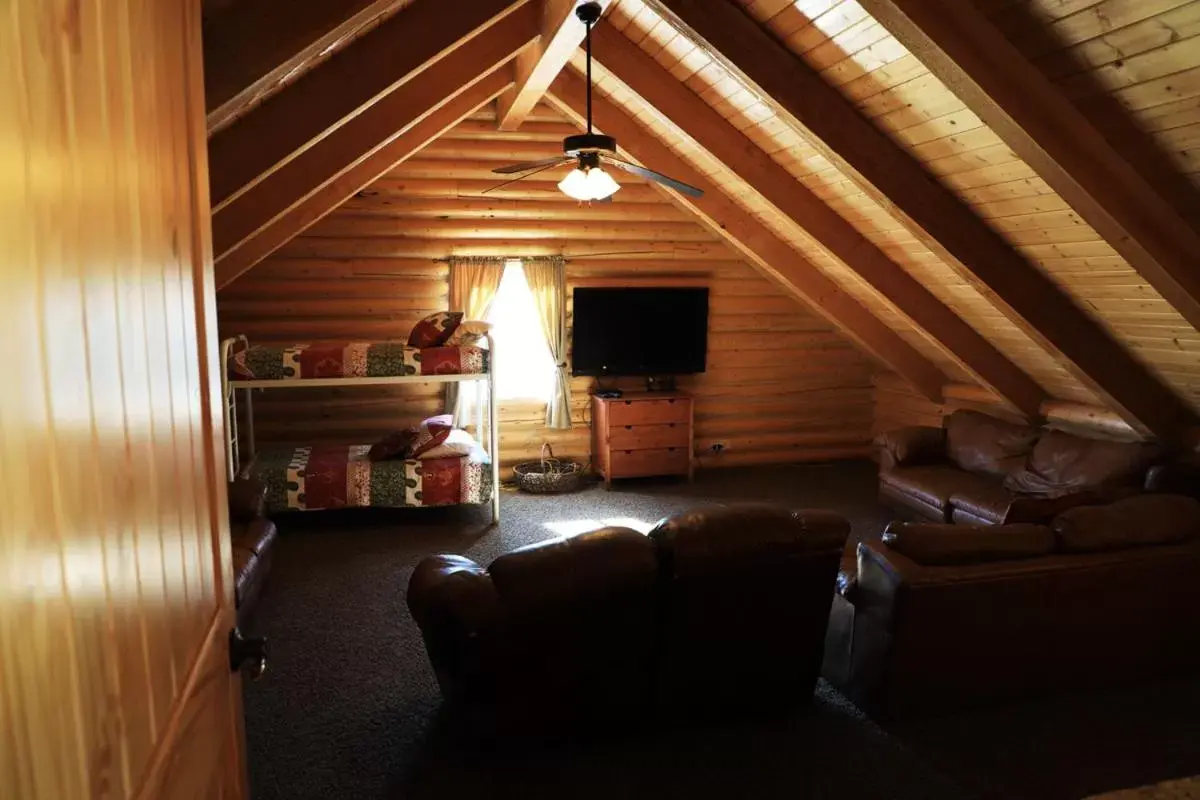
[488, 260, 555, 402]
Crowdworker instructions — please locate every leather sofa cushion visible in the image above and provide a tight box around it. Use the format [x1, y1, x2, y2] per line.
[1004, 430, 1160, 498]
[228, 478, 267, 523]
[948, 482, 1016, 525]
[488, 527, 657, 614]
[874, 425, 946, 471]
[649, 504, 848, 571]
[1053, 494, 1200, 553]
[881, 465, 1003, 515]
[232, 545, 258, 608]
[232, 518, 277, 558]
[944, 410, 1038, 478]
[881, 521, 1055, 565]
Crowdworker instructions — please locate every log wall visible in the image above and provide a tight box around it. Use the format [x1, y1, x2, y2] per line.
[217, 105, 877, 470]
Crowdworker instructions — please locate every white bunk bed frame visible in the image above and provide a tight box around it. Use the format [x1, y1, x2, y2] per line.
[220, 334, 501, 524]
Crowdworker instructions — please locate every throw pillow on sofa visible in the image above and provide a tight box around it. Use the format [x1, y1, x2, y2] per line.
[1053, 494, 1200, 552]
[944, 410, 1038, 478]
[1004, 430, 1160, 499]
[408, 311, 464, 348]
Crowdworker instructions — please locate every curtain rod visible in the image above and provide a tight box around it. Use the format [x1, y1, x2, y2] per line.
[435, 255, 569, 264]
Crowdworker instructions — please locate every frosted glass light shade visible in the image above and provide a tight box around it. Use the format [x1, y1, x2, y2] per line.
[558, 166, 621, 201]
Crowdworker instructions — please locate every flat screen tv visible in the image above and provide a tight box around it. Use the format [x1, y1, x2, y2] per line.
[571, 287, 709, 376]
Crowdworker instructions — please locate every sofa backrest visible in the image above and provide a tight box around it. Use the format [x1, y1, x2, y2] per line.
[855, 497, 1200, 714]
[1003, 429, 1161, 497]
[943, 410, 1038, 478]
[648, 505, 848, 716]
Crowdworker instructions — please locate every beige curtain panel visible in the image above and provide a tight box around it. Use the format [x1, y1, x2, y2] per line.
[524, 257, 573, 430]
[446, 257, 505, 426]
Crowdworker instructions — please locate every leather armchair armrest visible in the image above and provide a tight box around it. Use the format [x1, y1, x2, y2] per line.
[1145, 460, 1200, 500]
[228, 478, 267, 523]
[407, 555, 504, 702]
[874, 426, 947, 471]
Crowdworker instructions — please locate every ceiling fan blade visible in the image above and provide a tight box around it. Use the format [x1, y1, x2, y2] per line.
[601, 156, 705, 198]
[491, 156, 573, 175]
[481, 159, 571, 195]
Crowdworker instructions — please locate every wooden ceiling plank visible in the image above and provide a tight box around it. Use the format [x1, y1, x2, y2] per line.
[214, 73, 515, 290]
[547, 69, 948, 402]
[203, 0, 402, 135]
[648, 0, 1195, 440]
[207, 0, 529, 210]
[592, 23, 1045, 417]
[212, 6, 539, 261]
[496, 0, 615, 130]
[858, 0, 1200, 335]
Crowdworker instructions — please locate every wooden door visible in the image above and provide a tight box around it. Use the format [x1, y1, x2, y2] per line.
[1, 1, 246, 798]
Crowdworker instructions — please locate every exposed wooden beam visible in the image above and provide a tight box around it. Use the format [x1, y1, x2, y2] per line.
[212, 6, 538, 261]
[203, 0, 402, 135]
[858, 0, 1200, 336]
[547, 70, 947, 403]
[649, 0, 1195, 440]
[591, 23, 1045, 419]
[496, 0, 614, 131]
[215, 75, 514, 290]
[207, 0, 529, 209]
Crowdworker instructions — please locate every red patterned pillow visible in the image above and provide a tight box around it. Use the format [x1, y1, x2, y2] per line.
[368, 428, 418, 462]
[408, 312, 464, 348]
[411, 414, 454, 458]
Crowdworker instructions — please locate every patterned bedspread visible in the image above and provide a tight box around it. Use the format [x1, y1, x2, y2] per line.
[228, 342, 488, 381]
[252, 445, 492, 513]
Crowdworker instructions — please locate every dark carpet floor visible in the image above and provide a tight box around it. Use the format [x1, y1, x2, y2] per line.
[242, 461, 1200, 800]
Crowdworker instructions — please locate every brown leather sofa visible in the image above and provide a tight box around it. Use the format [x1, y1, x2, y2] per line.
[823, 494, 1200, 718]
[876, 410, 1163, 525]
[229, 478, 277, 626]
[407, 505, 848, 737]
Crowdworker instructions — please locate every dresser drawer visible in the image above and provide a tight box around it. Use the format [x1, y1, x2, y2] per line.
[607, 398, 690, 426]
[609, 447, 690, 478]
[608, 423, 690, 450]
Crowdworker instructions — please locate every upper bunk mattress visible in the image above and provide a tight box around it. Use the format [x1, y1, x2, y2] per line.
[251, 444, 492, 513]
[228, 342, 488, 381]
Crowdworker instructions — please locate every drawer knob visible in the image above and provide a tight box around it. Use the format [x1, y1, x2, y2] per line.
[625, 425, 632, 430]
[668, 399, 675, 404]
[624, 400, 632, 405]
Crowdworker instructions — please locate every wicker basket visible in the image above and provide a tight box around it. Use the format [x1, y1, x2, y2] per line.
[513, 444, 586, 494]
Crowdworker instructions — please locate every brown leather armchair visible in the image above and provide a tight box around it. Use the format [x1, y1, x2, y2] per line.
[875, 410, 1163, 525]
[649, 505, 848, 718]
[409, 527, 659, 738]
[408, 505, 850, 737]
[824, 495, 1200, 718]
[228, 478, 277, 626]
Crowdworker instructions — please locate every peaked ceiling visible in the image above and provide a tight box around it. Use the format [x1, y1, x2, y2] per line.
[201, 0, 1200, 443]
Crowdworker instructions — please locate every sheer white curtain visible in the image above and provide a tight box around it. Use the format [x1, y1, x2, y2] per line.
[523, 257, 573, 429]
[447, 257, 504, 426]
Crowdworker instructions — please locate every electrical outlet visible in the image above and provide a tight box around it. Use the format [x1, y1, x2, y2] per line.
[710, 442, 726, 454]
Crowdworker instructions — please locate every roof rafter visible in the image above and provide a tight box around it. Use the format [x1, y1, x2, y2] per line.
[212, 5, 539, 266]
[215, 73, 514, 290]
[591, 23, 1045, 418]
[858, 0, 1200, 335]
[203, 0, 402, 135]
[496, 0, 614, 131]
[208, 0, 531, 209]
[548, 70, 948, 403]
[648, 0, 1195, 440]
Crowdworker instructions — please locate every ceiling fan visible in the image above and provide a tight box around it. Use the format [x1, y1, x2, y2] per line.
[487, 1, 704, 202]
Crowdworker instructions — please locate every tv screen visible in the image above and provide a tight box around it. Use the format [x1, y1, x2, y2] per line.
[571, 287, 709, 376]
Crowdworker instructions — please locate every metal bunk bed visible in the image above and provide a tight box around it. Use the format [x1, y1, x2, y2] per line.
[220, 334, 500, 524]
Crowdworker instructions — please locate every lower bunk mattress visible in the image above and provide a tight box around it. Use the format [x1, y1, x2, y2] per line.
[251, 444, 493, 513]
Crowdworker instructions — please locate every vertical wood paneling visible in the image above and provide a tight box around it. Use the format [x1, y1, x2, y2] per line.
[2, 2, 243, 798]
[217, 107, 876, 469]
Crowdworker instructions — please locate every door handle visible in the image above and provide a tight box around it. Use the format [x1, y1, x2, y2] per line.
[229, 628, 269, 681]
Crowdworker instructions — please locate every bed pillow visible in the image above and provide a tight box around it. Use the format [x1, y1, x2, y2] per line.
[367, 428, 418, 462]
[445, 319, 493, 347]
[408, 312, 463, 348]
[410, 414, 454, 458]
[417, 428, 477, 460]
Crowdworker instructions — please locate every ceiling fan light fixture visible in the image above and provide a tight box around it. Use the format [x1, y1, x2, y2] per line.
[558, 165, 620, 201]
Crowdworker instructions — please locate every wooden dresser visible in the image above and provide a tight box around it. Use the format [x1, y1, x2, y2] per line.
[591, 392, 694, 489]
